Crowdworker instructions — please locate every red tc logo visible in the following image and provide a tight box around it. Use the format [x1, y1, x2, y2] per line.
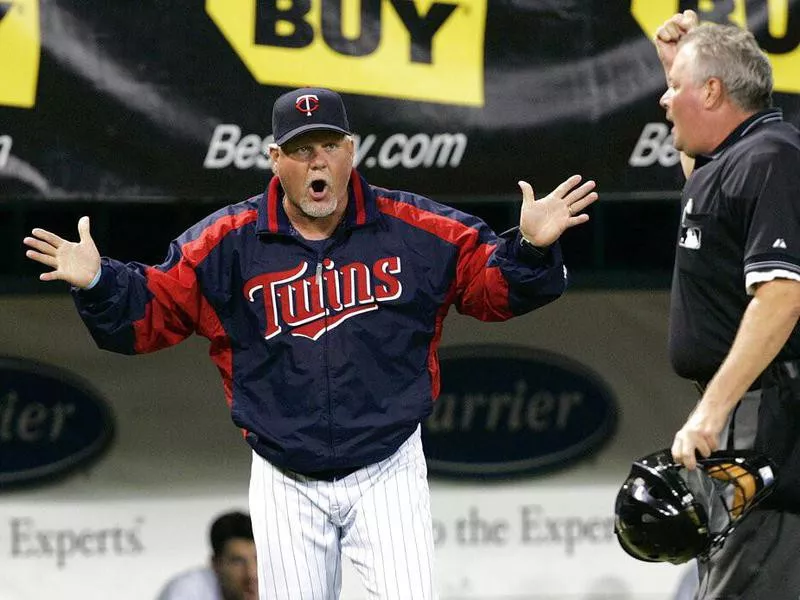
[294, 94, 319, 117]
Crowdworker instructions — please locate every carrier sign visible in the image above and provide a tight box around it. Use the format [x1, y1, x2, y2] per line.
[423, 346, 618, 479]
[0, 357, 115, 489]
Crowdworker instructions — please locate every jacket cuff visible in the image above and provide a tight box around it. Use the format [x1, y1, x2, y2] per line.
[499, 227, 553, 266]
[518, 234, 551, 263]
[72, 260, 115, 301]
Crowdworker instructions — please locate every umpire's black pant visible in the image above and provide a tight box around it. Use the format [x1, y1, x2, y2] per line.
[698, 360, 800, 600]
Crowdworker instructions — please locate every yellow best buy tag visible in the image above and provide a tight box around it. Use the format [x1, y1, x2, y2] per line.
[631, 0, 800, 94]
[207, 0, 487, 106]
[0, 0, 41, 108]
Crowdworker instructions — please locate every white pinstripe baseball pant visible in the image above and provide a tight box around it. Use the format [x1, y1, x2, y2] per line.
[249, 425, 437, 599]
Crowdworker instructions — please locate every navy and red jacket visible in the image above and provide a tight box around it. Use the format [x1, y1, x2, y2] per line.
[73, 171, 568, 474]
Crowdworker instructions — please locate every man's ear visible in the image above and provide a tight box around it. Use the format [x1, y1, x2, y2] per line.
[704, 77, 724, 108]
[268, 144, 281, 175]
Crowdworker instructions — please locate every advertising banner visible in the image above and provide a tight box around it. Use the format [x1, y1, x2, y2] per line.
[0, 290, 699, 599]
[1, 0, 798, 202]
[0, 488, 686, 600]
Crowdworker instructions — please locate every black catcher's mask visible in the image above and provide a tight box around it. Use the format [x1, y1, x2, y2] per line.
[613, 448, 776, 564]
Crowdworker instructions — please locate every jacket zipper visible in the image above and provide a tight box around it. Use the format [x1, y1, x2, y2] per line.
[316, 256, 336, 465]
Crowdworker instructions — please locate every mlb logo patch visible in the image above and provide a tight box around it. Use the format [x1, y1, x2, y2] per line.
[679, 226, 701, 250]
[679, 198, 702, 250]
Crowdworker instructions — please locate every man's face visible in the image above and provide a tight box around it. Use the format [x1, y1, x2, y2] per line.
[212, 538, 258, 600]
[270, 130, 355, 221]
[660, 43, 708, 157]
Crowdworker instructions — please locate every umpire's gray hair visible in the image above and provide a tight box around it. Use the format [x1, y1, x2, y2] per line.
[680, 23, 772, 112]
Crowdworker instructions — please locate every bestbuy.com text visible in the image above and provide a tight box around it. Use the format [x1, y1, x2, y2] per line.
[204, 124, 467, 171]
[0, 135, 11, 169]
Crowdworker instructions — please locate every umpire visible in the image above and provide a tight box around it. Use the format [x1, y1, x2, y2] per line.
[654, 10, 800, 600]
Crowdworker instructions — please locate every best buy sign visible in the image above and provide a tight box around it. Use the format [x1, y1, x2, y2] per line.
[207, 0, 487, 106]
[632, 0, 800, 94]
[0, 0, 41, 108]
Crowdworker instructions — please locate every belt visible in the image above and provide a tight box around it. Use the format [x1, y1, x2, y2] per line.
[285, 465, 362, 482]
[694, 358, 800, 395]
[693, 378, 762, 395]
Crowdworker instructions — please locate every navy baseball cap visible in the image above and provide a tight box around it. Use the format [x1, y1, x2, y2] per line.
[272, 87, 351, 146]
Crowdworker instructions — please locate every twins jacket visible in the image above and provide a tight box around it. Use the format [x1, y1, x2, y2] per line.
[73, 170, 568, 474]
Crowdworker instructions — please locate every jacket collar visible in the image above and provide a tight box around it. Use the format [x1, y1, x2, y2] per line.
[256, 169, 378, 236]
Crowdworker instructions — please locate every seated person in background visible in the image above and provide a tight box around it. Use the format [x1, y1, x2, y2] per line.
[157, 510, 258, 600]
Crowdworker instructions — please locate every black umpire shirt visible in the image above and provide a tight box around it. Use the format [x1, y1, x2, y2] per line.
[669, 108, 800, 386]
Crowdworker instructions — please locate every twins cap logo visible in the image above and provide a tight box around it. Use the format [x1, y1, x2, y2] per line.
[272, 87, 351, 146]
[295, 94, 319, 117]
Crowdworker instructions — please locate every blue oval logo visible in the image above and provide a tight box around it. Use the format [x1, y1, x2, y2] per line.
[422, 345, 617, 479]
[0, 357, 115, 489]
